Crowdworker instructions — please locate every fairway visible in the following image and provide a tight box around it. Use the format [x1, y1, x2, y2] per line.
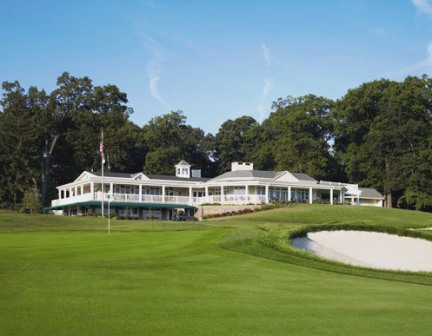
[1, 205, 432, 335]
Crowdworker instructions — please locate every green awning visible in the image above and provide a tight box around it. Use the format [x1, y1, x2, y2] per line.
[45, 201, 195, 211]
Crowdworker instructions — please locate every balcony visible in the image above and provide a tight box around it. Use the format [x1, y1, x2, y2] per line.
[51, 192, 268, 207]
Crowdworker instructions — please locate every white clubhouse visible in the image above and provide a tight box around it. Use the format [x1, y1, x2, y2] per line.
[48, 161, 383, 220]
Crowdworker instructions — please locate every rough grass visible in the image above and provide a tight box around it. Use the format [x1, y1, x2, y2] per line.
[1, 205, 432, 335]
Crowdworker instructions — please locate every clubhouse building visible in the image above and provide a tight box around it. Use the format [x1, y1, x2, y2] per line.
[47, 161, 384, 220]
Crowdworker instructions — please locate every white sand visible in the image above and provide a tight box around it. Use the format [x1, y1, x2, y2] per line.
[292, 231, 432, 272]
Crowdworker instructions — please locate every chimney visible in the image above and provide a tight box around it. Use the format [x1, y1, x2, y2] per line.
[191, 169, 201, 178]
[231, 162, 254, 171]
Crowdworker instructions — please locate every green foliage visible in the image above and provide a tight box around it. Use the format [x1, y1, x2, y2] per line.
[142, 110, 214, 175]
[268, 95, 335, 180]
[214, 116, 259, 172]
[398, 187, 432, 211]
[2, 72, 432, 213]
[0, 82, 42, 208]
[0, 73, 140, 207]
[20, 186, 42, 214]
[333, 75, 432, 209]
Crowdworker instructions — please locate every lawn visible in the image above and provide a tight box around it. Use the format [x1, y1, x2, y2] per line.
[1, 205, 432, 335]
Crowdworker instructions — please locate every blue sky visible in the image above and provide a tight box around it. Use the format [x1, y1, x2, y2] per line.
[1, 0, 432, 134]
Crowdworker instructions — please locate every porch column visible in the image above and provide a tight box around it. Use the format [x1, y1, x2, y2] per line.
[90, 182, 94, 200]
[221, 185, 225, 204]
[58, 190, 62, 200]
[110, 183, 113, 198]
[139, 185, 142, 202]
[80, 185, 83, 195]
[288, 186, 291, 201]
[245, 184, 249, 203]
[205, 186, 209, 203]
[309, 187, 313, 204]
[189, 186, 193, 204]
[162, 186, 166, 203]
[330, 188, 334, 205]
[265, 184, 269, 203]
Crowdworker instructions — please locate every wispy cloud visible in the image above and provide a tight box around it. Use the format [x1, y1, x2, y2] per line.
[368, 27, 387, 37]
[386, 1, 432, 77]
[138, 33, 172, 109]
[425, 40, 432, 67]
[257, 43, 273, 122]
[258, 79, 272, 122]
[386, 40, 432, 76]
[412, 0, 432, 17]
[261, 43, 271, 65]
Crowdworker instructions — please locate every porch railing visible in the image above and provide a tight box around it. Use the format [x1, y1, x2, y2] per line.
[52, 192, 268, 207]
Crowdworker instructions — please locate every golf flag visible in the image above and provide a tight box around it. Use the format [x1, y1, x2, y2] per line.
[100, 131, 105, 164]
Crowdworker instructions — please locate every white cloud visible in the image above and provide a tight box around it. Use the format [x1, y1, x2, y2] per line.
[257, 43, 273, 121]
[425, 40, 432, 66]
[138, 33, 172, 109]
[261, 43, 271, 65]
[385, 40, 432, 77]
[257, 79, 272, 122]
[368, 27, 386, 37]
[412, 0, 432, 17]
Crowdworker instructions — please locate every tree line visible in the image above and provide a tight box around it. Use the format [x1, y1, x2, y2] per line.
[1, 72, 432, 211]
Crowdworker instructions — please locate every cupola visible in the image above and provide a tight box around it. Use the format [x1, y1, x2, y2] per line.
[175, 160, 191, 178]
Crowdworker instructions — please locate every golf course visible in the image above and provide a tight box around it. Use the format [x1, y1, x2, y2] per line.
[1, 204, 432, 335]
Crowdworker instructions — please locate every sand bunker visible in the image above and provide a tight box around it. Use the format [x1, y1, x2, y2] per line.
[292, 230, 432, 272]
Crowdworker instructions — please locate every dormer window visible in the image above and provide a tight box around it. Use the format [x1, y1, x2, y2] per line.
[175, 160, 191, 178]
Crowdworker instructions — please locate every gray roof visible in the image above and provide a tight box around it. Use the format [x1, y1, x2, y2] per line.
[147, 174, 209, 182]
[210, 170, 279, 180]
[291, 172, 317, 182]
[176, 160, 191, 166]
[359, 188, 384, 199]
[92, 171, 208, 182]
[210, 170, 315, 182]
[92, 172, 135, 178]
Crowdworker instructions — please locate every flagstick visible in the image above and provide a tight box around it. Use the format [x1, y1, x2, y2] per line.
[101, 131, 104, 219]
[108, 197, 111, 235]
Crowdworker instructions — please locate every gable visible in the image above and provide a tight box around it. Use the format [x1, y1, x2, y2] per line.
[75, 171, 95, 182]
[132, 173, 149, 181]
[274, 171, 300, 183]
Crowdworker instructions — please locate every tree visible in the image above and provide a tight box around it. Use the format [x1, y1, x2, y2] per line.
[214, 116, 259, 172]
[267, 94, 336, 180]
[332, 79, 395, 188]
[21, 184, 42, 214]
[50, 73, 139, 188]
[0, 81, 41, 208]
[143, 111, 212, 175]
[333, 75, 432, 209]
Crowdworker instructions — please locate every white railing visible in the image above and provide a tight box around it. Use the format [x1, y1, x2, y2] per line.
[194, 194, 266, 205]
[52, 193, 94, 206]
[52, 192, 267, 207]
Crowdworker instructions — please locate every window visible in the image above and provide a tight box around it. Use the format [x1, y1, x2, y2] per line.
[148, 187, 161, 195]
[165, 187, 174, 196]
[257, 186, 266, 195]
[233, 186, 245, 195]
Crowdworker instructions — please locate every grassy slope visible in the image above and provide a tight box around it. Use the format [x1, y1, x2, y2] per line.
[1, 206, 432, 335]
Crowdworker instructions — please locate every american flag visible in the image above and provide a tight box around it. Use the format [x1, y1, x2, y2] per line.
[100, 132, 105, 164]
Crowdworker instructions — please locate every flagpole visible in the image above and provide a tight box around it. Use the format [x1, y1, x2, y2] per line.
[100, 130, 104, 218]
